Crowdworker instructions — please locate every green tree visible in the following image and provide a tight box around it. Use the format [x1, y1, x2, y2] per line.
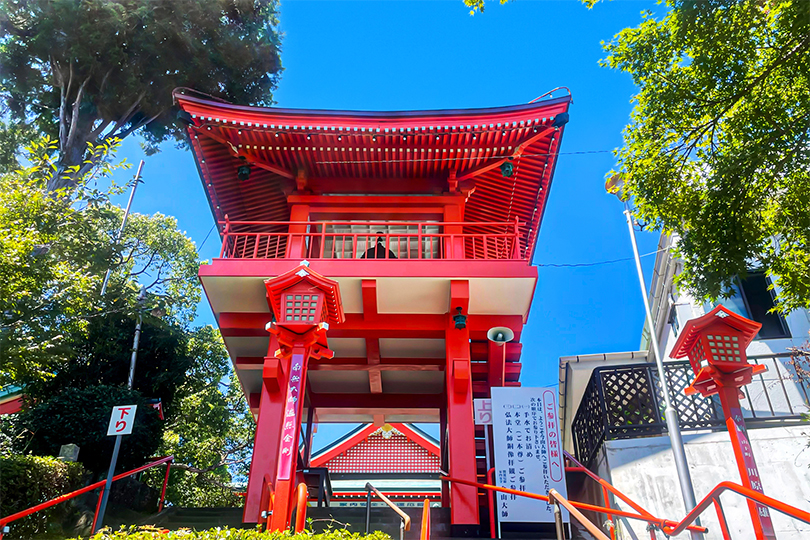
[0, 0, 282, 189]
[602, 1, 810, 313]
[12, 385, 163, 474]
[0, 139, 201, 386]
[148, 327, 255, 507]
[25, 314, 194, 413]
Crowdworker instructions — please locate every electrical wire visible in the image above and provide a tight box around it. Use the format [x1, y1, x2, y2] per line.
[197, 223, 216, 252]
[536, 248, 666, 268]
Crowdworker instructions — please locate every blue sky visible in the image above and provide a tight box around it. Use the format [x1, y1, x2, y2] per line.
[110, 0, 661, 448]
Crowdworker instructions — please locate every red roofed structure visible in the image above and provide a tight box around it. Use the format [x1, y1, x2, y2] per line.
[310, 423, 441, 507]
[174, 89, 571, 535]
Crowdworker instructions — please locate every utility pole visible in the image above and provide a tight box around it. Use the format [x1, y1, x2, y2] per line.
[94, 160, 147, 532]
[607, 175, 702, 540]
[99, 160, 145, 297]
[93, 287, 146, 533]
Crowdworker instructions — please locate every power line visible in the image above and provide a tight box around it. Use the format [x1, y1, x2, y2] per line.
[537, 248, 666, 268]
[198, 223, 216, 252]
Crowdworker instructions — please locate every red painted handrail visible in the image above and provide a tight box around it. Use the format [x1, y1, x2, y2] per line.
[0, 456, 173, 539]
[420, 498, 430, 540]
[217, 219, 525, 261]
[441, 475, 708, 534]
[659, 481, 810, 537]
[487, 468, 497, 539]
[294, 482, 308, 533]
[548, 489, 610, 540]
[563, 450, 661, 539]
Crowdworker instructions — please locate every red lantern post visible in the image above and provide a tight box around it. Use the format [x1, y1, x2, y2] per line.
[671, 305, 776, 540]
[263, 262, 344, 531]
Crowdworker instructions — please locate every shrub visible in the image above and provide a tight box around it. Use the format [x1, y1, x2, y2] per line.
[0, 454, 87, 538]
[81, 527, 392, 540]
[13, 385, 163, 474]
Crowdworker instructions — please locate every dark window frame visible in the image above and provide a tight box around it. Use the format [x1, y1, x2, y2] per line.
[735, 272, 790, 339]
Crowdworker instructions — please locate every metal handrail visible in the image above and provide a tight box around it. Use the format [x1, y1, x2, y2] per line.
[548, 489, 610, 540]
[564, 450, 658, 539]
[420, 498, 430, 540]
[365, 482, 412, 540]
[440, 475, 708, 534]
[659, 481, 810, 537]
[293, 482, 309, 533]
[0, 455, 173, 539]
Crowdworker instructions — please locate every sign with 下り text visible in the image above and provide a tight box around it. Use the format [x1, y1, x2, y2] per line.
[107, 405, 137, 436]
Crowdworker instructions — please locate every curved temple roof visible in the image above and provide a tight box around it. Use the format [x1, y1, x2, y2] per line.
[174, 91, 571, 259]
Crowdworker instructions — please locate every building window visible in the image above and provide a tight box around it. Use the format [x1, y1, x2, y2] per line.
[668, 305, 680, 337]
[710, 272, 790, 339]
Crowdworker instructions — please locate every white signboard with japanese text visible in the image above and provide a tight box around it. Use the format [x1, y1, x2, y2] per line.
[491, 387, 568, 523]
[106, 405, 137, 436]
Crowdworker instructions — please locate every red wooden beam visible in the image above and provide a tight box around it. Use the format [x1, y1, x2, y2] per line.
[308, 392, 443, 409]
[362, 280, 378, 321]
[367, 338, 383, 394]
[308, 363, 443, 372]
[455, 126, 557, 182]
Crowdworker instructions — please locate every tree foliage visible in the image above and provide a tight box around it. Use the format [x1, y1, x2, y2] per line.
[603, 1, 810, 313]
[0, 142, 253, 503]
[0, 454, 87, 539]
[147, 326, 255, 507]
[0, 139, 200, 386]
[0, 0, 282, 188]
[82, 528, 393, 540]
[12, 385, 163, 474]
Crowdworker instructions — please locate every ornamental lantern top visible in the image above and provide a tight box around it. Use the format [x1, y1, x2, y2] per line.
[264, 262, 345, 329]
[671, 304, 765, 397]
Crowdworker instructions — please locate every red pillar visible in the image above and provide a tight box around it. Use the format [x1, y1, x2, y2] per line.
[717, 384, 776, 540]
[243, 336, 289, 523]
[487, 340, 507, 388]
[286, 204, 310, 258]
[270, 345, 310, 530]
[444, 204, 465, 259]
[446, 281, 479, 534]
[440, 405, 449, 507]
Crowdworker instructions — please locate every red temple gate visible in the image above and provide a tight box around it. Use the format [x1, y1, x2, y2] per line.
[175, 90, 571, 535]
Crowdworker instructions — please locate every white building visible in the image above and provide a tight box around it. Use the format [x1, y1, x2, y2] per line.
[559, 234, 810, 539]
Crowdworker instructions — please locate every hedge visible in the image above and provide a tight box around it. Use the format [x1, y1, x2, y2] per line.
[0, 454, 87, 539]
[81, 527, 392, 540]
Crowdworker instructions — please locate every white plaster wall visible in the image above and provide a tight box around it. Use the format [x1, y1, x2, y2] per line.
[603, 426, 810, 540]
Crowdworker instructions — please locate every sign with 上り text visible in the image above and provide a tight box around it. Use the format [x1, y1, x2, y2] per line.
[107, 405, 137, 436]
[491, 387, 567, 523]
[474, 398, 493, 425]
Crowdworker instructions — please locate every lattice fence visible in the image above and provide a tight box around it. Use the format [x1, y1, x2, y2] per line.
[571, 359, 809, 466]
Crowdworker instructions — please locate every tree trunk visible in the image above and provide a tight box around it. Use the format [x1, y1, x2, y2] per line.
[49, 102, 96, 192]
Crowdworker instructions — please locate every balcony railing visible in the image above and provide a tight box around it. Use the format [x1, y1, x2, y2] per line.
[218, 219, 524, 261]
[571, 355, 810, 466]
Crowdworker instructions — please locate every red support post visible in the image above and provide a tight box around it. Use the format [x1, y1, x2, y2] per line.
[159, 462, 171, 512]
[487, 468, 497, 539]
[270, 345, 310, 531]
[712, 498, 732, 540]
[487, 340, 506, 388]
[286, 205, 310, 258]
[91, 488, 104, 532]
[717, 384, 776, 540]
[243, 336, 290, 523]
[445, 281, 479, 533]
[444, 205, 465, 260]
